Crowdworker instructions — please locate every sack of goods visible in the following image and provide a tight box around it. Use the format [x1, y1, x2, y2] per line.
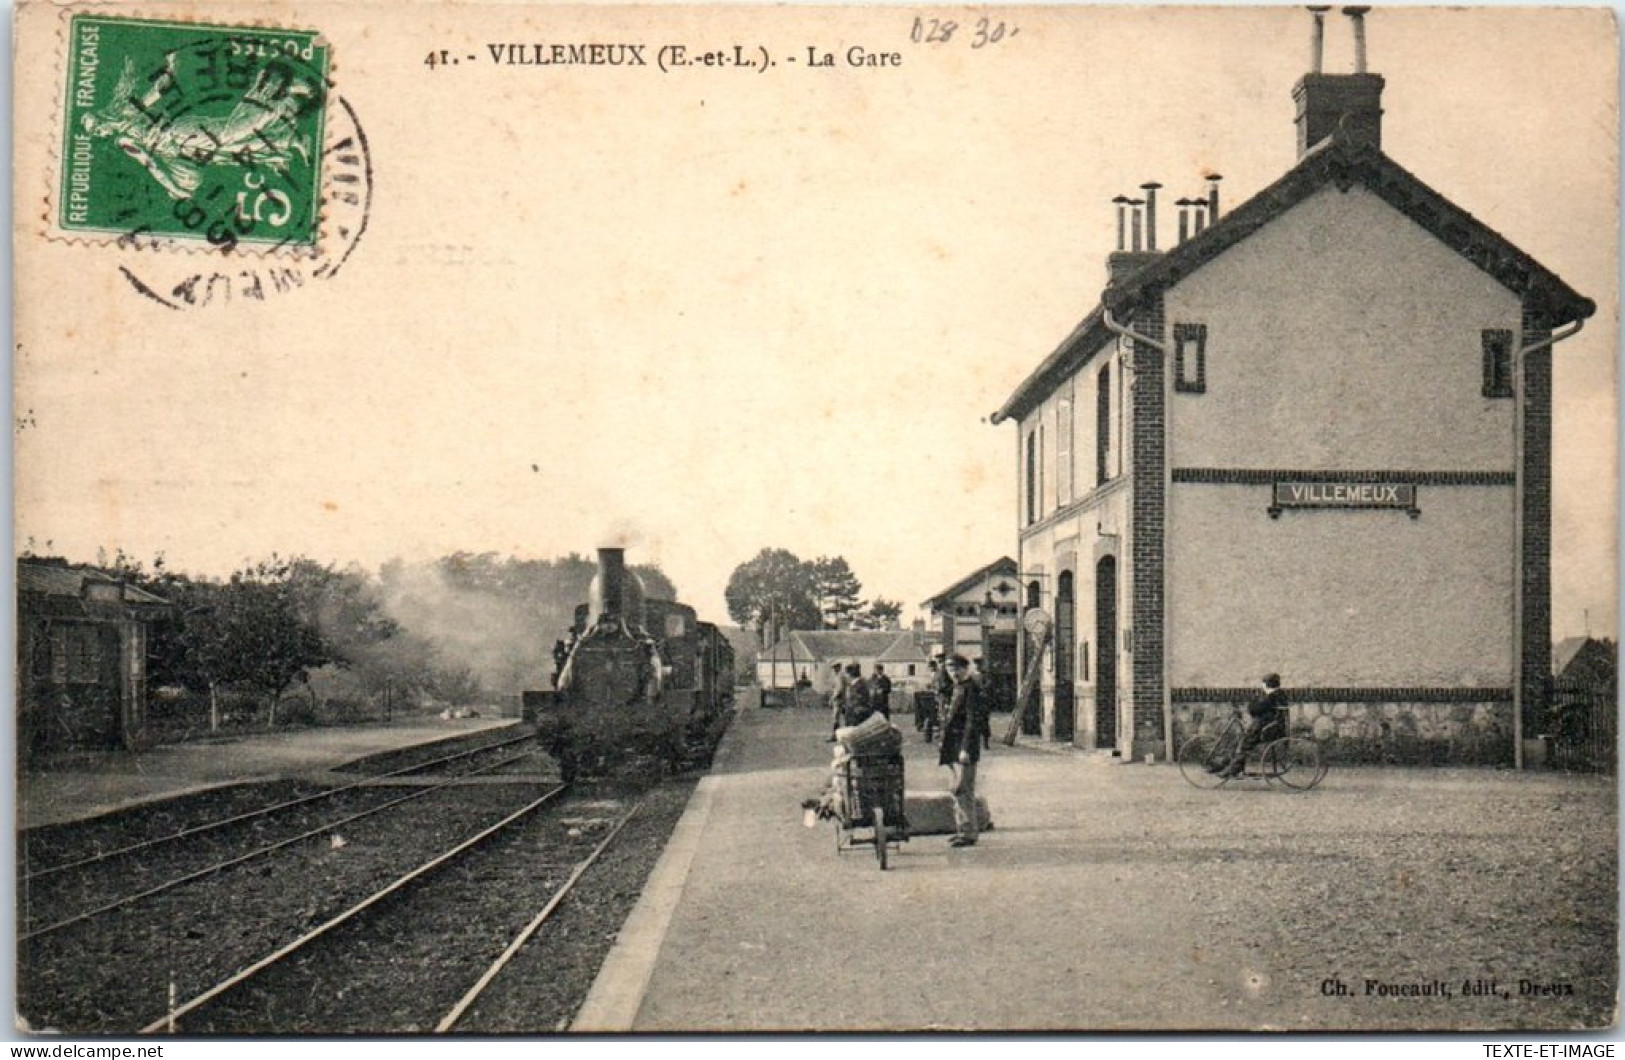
[836, 712, 903, 756]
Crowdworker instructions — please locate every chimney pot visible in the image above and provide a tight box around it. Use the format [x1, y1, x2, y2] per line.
[1343, 6, 1371, 73]
[1140, 182, 1161, 251]
[1308, 6, 1331, 73]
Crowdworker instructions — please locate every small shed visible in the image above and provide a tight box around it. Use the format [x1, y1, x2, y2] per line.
[18, 558, 171, 752]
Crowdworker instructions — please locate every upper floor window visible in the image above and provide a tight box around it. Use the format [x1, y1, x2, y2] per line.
[1025, 429, 1038, 525]
[1057, 397, 1074, 506]
[1482, 329, 1514, 399]
[1096, 363, 1112, 485]
[1175, 322, 1208, 394]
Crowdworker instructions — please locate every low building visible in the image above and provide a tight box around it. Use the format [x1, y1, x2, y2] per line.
[756, 629, 933, 702]
[1552, 638, 1617, 695]
[18, 558, 171, 753]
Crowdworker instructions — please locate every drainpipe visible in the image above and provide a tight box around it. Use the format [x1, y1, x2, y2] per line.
[1102, 308, 1170, 355]
[1511, 317, 1584, 770]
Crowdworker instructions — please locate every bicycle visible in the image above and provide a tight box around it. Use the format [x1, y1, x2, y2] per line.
[1177, 705, 1327, 791]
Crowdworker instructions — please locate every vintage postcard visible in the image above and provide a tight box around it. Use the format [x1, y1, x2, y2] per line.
[12, 1, 1618, 1038]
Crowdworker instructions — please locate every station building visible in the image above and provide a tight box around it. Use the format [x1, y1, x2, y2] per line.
[920, 557, 1020, 714]
[17, 557, 171, 753]
[990, 10, 1594, 766]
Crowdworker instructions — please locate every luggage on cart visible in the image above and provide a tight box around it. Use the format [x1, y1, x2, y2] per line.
[832, 736, 908, 870]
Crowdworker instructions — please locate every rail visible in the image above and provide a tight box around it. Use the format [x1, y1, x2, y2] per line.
[22, 744, 548, 941]
[142, 783, 572, 1034]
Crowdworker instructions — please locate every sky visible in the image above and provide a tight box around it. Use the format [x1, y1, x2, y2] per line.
[13, 2, 1619, 640]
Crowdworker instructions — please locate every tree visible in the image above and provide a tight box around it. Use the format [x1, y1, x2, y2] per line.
[210, 558, 333, 724]
[809, 556, 864, 629]
[724, 548, 821, 643]
[853, 597, 903, 630]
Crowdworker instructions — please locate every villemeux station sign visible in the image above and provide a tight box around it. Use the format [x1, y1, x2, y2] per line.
[1270, 481, 1419, 518]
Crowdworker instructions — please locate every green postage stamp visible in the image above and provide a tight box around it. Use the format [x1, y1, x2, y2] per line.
[59, 14, 330, 248]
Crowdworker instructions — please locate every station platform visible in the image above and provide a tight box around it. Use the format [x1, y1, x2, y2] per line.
[573, 701, 1165, 1033]
[17, 716, 520, 830]
[572, 699, 1619, 1034]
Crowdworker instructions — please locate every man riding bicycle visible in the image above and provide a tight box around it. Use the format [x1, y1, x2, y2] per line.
[1213, 672, 1287, 778]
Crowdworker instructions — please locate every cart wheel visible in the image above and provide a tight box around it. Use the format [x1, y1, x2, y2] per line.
[873, 806, 888, 870]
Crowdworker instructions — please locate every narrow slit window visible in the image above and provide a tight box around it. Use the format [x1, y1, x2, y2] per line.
[1482, 329, 1514, 399]
[1174, 322, 1207, 393]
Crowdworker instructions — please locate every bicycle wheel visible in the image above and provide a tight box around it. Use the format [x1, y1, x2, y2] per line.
[1263, 737, 1326, 790]
[1177, 735, 1230, 789]
[873, 806, 888, 870]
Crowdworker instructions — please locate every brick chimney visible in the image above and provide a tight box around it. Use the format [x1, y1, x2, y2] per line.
[1292, 7, 1384, 157]
[1105, 183, 1163, 286]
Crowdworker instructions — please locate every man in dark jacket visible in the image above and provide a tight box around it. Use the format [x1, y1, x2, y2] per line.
[842, 662, 874, 727]
[870, 663, 892, 718]
[939, 654, 985, 847]
[1216, 672, 1287, 778]
[925, 655, 952, 743]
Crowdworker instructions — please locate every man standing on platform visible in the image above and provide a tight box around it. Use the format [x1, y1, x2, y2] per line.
[939, 654, 985, 848]
[870, 663, 892, 719]
[826, 662, 848, 742]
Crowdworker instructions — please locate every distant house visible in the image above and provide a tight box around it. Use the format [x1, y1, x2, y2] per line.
[756, 629, 932, 697]
[18, 558, 171, 752]
[1553, 638, 1617, 693]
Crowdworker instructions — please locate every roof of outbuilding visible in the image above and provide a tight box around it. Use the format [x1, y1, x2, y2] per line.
[18, 558, 171, 606]
[921, 557, 1018, 611]
[994, 139, 1596, 425]
[758, 630, 924, 664]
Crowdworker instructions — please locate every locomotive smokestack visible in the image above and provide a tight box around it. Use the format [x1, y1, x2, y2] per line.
[590, 547, 647, 631]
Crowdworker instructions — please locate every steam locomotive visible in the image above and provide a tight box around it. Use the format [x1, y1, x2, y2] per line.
[524, 547, 735, 780]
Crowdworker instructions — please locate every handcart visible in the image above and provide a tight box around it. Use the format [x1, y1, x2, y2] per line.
[833, 750, 908, 869]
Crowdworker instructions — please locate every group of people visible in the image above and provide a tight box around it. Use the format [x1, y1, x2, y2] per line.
[823, 654, 988, 849]
[825, 661, 893, 735]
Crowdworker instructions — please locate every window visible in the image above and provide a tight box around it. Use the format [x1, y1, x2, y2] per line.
[1482, 329, 1514, 398]
[65, 625, 103, 684]
[1096, 364, 1112, 485]
[1057, 396, 1074, 505]
[1038, 424, 1046, 514]
[1025, 429, 1038, 525]
[1175, 322, 1207, 393]
[29, 625, 52, 679]
[906, 664, 916, 677]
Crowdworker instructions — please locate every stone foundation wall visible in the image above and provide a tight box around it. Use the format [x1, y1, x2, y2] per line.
[1171, 697, 1514, 766]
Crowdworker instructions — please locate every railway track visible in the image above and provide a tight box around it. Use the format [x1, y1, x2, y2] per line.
[20, 737, 553, 940]
[18, 756, 569, 1032]
[144, 790, 640, 1034]
[19, 728, 539, 877]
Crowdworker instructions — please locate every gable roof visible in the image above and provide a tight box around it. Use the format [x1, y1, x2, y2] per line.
[1553, 636, 1592, 675]
[994, 139, 1595, 425]
[18, 558, 171, 607]
[757, 630, 921, 665]
[1553, 637, 1616, 688]
[921, 557, 1018, 612]
[876, 635, 932, 664]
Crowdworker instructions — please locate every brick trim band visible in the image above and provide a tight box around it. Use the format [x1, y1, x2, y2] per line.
[1172, 469, 1514, 486]
[1171, 686, 1514, 703]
